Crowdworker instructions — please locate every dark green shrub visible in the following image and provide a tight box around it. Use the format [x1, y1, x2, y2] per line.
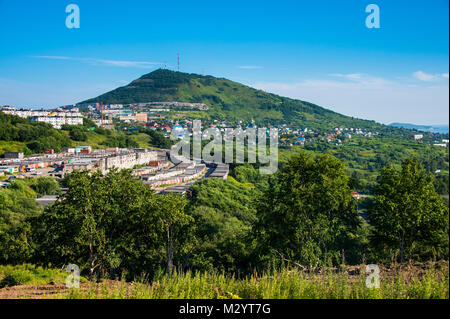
[0, 269, 34, 288]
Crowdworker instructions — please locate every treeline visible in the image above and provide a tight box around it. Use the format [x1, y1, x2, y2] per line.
[0, 112, 71, 154]
[0, 113, 146, 154]
[62, 120, 140, 149]
[0, 177, 60, 262]
[0, 153, 448, 281]
[301, 136, 449, 194]
[0, 113, 100, 154]
[139, 128, 174, 149]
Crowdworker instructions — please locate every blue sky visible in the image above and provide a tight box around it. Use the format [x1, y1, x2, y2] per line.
[0, 0, 448, 125]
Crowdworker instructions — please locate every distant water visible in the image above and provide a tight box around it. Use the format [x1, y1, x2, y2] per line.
[389, 123, 449, 134]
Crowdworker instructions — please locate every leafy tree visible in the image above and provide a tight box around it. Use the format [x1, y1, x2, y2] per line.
[232, 163, 260, 184]
[33, 169, 192, 279]
[61, 125, 89, 142]
[70, 127, 88, 141]
[434, 173, 449, 195]
[186, 178, 258, 272]
[256, 152, 360, 268]
[154, 194, 190, 273]
[82, 117, 97, 129]
[0, 183, 42, 264]
[102, 134, 138, 148]
[142, 128, 174, 149]
[368, 159, 449, 262]
[28, 177, 60, 196]
[34, 170, 151, 279]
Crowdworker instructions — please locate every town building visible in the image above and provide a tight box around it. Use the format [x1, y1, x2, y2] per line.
[30, 115, 83, 129]
[1, 107, 84, 129]
[134, 112, 148, 123]
[65, 148, 158, 174]
[2, 152, 24, 159]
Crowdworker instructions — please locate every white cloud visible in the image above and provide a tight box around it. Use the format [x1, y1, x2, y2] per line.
[412, 71, 449, 82]
[237, 65, 263, 69]
[329, 73, 363, 80]
[32, 56, 162, 68]
[413, 70, 439, 81]
[251, 75, 449, 125]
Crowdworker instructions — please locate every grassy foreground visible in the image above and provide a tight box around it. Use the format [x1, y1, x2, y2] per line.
[0, 262, 448, 299]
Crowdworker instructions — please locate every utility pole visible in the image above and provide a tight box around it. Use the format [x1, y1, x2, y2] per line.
[177, 52, 180, 72]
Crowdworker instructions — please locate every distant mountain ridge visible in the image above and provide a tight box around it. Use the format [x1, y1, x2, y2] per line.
[80, 69, 395, 131]
[389, 123, 449, 134]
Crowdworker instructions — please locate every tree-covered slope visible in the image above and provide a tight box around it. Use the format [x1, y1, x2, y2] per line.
[0, 113, 154, 155]
[80, 69, 385, 130]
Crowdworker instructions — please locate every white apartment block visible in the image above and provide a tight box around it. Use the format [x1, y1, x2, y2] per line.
[30, 116, 83, 129]
[93, 119, 113, 127]
[1, 108, 83, 129]
[2, 109, 81, 118]
[66, 149, 158, 174]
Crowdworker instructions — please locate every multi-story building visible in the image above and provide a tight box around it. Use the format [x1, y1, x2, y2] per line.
[29, 115, 83, 129]
[1, 107, 84, 129]
[2, 152, 24, 159]
[65, 149, 157, 174]
[94, 119, 113, 126]
[1, 108, 81, 118]
[134, 112, 148, 123]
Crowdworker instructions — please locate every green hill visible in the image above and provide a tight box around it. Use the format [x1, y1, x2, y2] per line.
[80, 69, 385, 130]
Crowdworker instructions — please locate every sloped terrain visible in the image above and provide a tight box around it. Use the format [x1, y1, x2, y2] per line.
[81, 69, 384, 130]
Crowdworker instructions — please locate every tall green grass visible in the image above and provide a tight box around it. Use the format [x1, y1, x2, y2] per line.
[0, 264, 70, 288]
[62, 266, 449, 299]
